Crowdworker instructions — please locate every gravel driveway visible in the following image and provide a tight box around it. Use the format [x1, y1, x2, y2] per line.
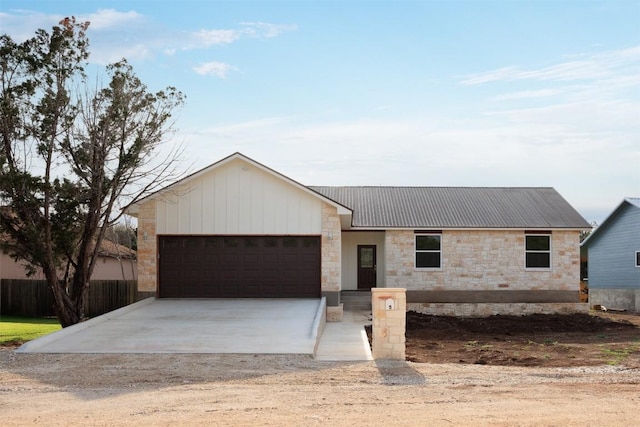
[2, 349, 639, 426]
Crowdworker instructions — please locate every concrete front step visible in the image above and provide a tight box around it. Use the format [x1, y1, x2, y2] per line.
[341, 291, 372, 311]
[343, 305, 372, 312]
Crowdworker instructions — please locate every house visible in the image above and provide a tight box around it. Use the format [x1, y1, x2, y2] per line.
[581, 198, 640, 312]
[126, 152, 590, 319]
[0, 238, 137, 281]
[0, 239, 137, 317]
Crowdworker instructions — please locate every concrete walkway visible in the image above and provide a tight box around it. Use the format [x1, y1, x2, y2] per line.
[314, 311, 373, 361]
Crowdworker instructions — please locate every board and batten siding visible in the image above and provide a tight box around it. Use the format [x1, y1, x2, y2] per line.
[588, 203, 640, 290]
[155, 158, 323, 235]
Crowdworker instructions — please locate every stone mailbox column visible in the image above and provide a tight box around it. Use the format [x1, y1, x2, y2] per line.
[371, 288, 406, 360]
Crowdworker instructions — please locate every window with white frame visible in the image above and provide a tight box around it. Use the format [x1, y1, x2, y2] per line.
[635, 251, 640, 267]
[525, 234, 551, 269]
[415, 233, 441, 269]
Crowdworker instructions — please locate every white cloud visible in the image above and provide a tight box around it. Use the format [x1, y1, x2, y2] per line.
[1, 9, 149, 63]
[0, 9, 143, 40]
[1, 10, 296, 65]
[460, 66, 519, 85]
[89, 41, 154, 64]
[461, 45, 640, 85]
[178, 91, 639, 223]
[81, 9, 143, 30]
[493, 89, 561, 101]
[193, 29, 241, 46]
[449, 45, 639, 221]
[239, 22, 298, 38]
[186, 22, 296, 50]
[487, 99, 640, 130]
[461, 60, 605, 84]
[193, 62, 236, 78]
[0, 9, 61, 41]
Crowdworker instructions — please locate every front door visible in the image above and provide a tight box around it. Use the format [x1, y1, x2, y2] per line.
[357, 245, 376, 290]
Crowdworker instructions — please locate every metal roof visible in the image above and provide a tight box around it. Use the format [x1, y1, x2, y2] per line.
[310, 186, 590, 229]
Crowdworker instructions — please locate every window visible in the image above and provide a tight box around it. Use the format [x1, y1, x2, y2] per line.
[636, 251, 640, 268]
[525, 234, 551, 269]
[359, 246, 375, 268]
[415, 234, 441, 269]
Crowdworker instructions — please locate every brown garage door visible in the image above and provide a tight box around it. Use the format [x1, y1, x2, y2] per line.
[158, 236, 321, 298]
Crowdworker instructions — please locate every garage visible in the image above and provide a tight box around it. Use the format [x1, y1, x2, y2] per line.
[158, 236, 321, 298]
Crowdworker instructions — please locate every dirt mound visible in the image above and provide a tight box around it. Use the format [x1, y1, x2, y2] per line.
[406, 311, 636, 334]
[403, 311, 640, 367]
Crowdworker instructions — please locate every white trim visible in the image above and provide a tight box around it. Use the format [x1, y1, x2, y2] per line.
[635, 251, 640, 268]
[524, 233, 552, 270]
[414, 233, 443, 270]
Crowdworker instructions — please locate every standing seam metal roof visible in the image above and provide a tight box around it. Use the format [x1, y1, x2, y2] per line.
[309, 186, 590, 228]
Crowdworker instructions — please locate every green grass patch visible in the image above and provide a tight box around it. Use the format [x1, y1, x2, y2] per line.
[601, 346, 639, 365]
[0, 315, 61, 345]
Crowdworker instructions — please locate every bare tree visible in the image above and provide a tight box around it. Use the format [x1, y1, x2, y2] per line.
[580, 221, 598, 242]
[0, 18, 185, 326]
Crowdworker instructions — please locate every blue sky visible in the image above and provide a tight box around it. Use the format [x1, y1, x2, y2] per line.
[1, 1, 639, 223]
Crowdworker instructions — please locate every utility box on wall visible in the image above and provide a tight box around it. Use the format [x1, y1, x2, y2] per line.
[371, 288, 406, 360]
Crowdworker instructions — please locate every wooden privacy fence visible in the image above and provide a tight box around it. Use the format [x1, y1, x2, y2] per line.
[0, 279, 138, 318]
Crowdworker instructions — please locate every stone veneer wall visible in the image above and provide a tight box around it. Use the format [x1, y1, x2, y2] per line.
[408, 302, 589, 317]
[136, 200, 157, 294]
[386, 229, 580, 291]
[386, 229, 584, 316]
[321, 202, 342, 296]
[371, 288, 406, 360]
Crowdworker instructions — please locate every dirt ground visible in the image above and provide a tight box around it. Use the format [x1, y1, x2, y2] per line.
[1, 311, 639, 426]
[405, 311, 640, 368]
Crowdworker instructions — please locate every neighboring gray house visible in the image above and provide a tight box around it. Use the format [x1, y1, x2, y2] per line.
[581, 198, 640, 312]
[127, 153, 590, 319]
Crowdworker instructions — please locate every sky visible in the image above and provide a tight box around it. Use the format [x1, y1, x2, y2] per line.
[1, 0, 639, 224]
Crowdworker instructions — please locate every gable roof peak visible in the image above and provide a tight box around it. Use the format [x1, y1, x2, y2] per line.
[581, 197, 640, 247]
[625, 197, 640, 209]
[125, 152, 351, 216]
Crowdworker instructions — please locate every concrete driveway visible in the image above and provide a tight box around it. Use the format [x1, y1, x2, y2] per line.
[18, 298, 325, 354]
